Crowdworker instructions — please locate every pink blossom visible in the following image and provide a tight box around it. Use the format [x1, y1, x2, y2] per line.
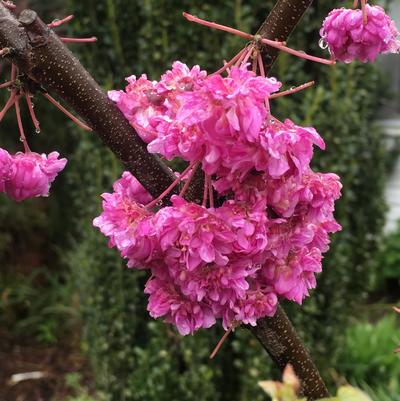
[145, 276, 216, 335]
[321, 5, 400, 63]
[152, 195, 237, 271]
[93, 171, 154, 263]
[157, 61, 207, 95]
[0, 147, 13, 192]
[4, 151, 67, 202]
[263, 248, 323, 304]
[229, 288, 278, 327]
[109, 74, 166, 143]
[101, 60, 344, 335]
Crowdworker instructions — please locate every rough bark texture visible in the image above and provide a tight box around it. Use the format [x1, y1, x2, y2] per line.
[1, 7, 183, 201]
[249, 307, 329, 400]
[257, 0, 314, 72]
[0, 2, 329, 399]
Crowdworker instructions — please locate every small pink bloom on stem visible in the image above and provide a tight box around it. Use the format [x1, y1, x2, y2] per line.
[321, 4, 400, 63]
[4, 151, 67, 202]
[0, 148, 13, 192]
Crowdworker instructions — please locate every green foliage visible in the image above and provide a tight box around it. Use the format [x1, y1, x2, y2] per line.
[362, 384, 400, 401]
[373, 221, 400, 285]
[336, 314, 400, 394]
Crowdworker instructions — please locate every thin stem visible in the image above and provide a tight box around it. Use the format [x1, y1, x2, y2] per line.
[183, 12, 334, 66]
[207, 175, 214, 209]
[48, 15, 74, 28]
[260, 38, 335, 65]
[1, 0, 15, 10]
[257, 53, 265, 77]
[11, 63, 16, 80]
[210, 326, 234, 359]
[269, 80, 315, 99]
[361, 0, 367, 24]
[179, 162, 200, 197]
[202, 172, 209, 207]
[0, 90, 16, 121]
[15, 97, 30, 152]
[0, 80, 12, 89]
[212, 48, 246, 75]
[241, 46, 253, 67]
[183, 12, 285, 45]
[353, 0, 359, 8]
[252, 54, 257, 73]
[145, 162, 196, 209]
[60, 37, 97, 43]
[25, 93, 40, 133]
[235, 46, 249, 67]
[183, 12, 254, 41]
[0, 47, 10, 56]
[42, 93, 92, 131]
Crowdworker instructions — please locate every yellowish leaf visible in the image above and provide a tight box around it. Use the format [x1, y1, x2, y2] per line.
[336, 386, 373, 401]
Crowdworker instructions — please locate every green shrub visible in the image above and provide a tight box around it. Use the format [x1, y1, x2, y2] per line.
[336, 314, 400, 394]
[372, 221, 400, 293]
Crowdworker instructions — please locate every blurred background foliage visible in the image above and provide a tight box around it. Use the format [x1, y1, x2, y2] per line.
[0, 0, 399, 400]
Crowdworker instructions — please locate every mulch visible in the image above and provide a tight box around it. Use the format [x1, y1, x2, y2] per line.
[0, 329, 93, 401]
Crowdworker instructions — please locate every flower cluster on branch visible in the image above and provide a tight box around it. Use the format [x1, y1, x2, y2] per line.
[95, 59, 342, 335]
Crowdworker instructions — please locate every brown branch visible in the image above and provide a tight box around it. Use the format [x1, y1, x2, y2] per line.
[257, 0, 314, 73]
[249, 307, 329, 400]
[0, 2, 329, 399]
[0, 6, 202, 202]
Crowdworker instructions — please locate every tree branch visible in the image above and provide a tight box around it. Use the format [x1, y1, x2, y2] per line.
[0, 2, 329, 399]
[257, 0, 314, 73]
[249, 307, 328, 400]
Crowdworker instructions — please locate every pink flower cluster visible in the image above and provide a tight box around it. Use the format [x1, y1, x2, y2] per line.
[98, 61, 342, 335]
[0, 148, 67, 201]
[320, 4, 400, 63]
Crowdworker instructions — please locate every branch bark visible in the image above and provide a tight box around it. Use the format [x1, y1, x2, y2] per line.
[257, 0, 314, 73]
[249, 307, 328, 400]
[0, 1, 328, 399]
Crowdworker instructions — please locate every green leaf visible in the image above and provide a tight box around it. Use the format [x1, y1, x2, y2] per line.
[336, 386, 373, 401]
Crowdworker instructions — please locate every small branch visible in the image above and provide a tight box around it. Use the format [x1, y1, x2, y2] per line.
[48, 15, 74, 28]
[248, 306, 329, 400]
[256, 0, 314, 73]
[60, 36, 97, 43]
[270, 81, 315, 99]
[0, 6, 182, 201]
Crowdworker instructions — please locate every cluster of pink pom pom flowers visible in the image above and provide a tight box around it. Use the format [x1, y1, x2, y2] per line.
[92, 1, 400, 337]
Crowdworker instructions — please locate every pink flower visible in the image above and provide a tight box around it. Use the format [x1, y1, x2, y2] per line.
[0, 147, 13, 192]
[321, 5, 400, 63]
[145, 276, 216, 335]
[229, 288, 278, 327]
[157, 61, 207, 95]
[109, 74, 166, 143]
[153, 195, 236, 271]
[4, 151, 67, 202]
[263, 248, 323, 304]
[102, 60, 344, 335]
[93, 171, 154, 263]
